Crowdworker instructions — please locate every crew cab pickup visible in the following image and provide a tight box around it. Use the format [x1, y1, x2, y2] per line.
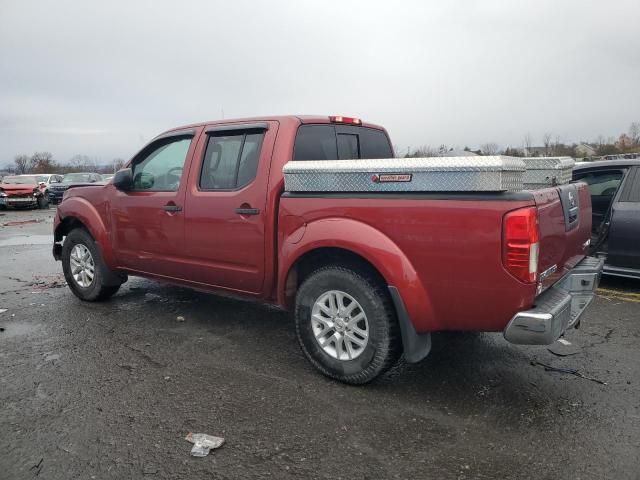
[53, 115, 602, 384]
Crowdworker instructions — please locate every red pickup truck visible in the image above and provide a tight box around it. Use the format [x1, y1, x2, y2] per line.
[53, 115, 602, 384]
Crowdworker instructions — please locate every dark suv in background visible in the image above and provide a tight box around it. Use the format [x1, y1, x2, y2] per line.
[573, 159, 640, 279]
[49, 172, 103, 204]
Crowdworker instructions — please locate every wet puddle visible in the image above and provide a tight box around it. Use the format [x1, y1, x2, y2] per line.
[0, 235, 53, 247]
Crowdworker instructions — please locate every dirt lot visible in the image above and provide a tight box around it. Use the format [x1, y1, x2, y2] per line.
[1, 208, 639, 479]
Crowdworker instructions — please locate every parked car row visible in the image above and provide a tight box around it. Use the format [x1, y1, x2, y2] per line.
[0, 172, 111, 209]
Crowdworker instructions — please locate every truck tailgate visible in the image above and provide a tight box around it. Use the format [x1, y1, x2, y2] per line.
[532, 182, 592, 292]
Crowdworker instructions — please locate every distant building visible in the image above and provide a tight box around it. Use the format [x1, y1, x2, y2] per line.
[575, 144, 597, 158]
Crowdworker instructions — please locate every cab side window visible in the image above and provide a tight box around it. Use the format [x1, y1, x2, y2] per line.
[199, 131, 264, 190]
[131, 136, 192, 191]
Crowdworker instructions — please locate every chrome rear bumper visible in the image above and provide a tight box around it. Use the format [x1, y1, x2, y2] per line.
[504, 256, 603, 345]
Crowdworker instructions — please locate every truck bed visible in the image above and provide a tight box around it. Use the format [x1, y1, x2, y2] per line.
[279, 185, 591, 333]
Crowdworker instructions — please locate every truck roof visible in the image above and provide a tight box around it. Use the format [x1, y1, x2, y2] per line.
[158, 115, 386, 138]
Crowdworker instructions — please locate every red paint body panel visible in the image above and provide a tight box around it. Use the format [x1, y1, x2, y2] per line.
[54, 115, 592, 335]
[278, 196, 540, 332]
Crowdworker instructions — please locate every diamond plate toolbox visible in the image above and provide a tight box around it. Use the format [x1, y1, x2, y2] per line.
[522, 157, 575, 189]
[283, 156, 526, 192]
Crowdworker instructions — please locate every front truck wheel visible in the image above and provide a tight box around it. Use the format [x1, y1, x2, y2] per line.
[61, 228, 125, 301]
[295, 266, 402, 384]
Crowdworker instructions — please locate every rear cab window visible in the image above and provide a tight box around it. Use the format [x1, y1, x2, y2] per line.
[293, 125, 393, 161]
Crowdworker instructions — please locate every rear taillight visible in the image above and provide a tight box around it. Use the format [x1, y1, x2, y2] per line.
[329, 115, 362, 125]
[503, 206, 539, 283]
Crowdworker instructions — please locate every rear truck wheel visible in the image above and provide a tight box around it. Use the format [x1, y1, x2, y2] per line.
[37, 195, 49, 209]
[61, 228, 124, 301]
[295, 266, 401, 384]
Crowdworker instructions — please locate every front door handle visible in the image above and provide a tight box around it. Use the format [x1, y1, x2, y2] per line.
[163, 204, 183, 212]
[235, 207, 260, 216]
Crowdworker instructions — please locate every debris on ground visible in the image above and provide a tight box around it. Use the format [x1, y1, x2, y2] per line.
[30, 457, 43, 476]
[0, 308, 7, 314]
[29, 275, 67, 290]
[185, 433, 225, 457]
[144, 293, 162, 302]
[530, 360, 607, 385]
[547, 338, 581, 357]
[2, 219, 44, 227]
[176, 316, 185, 322]
[142, 464, 159, 475]
[44, 353, 60, 362]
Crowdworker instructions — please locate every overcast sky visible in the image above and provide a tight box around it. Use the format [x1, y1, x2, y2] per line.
[1, 0, 639, 166]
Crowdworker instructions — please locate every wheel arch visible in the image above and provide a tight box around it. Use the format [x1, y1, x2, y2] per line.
[278, 218, 438, 333]
[54, 197, 114, 267]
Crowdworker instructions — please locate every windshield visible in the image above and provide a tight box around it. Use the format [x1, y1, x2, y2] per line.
[62, 173, 92, 183]
[2, 176, 37, 184]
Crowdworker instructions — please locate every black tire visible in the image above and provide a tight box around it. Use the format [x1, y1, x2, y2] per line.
[62, 228, 122, 301]
[295, 266, 402, 384]
[37, 195, 49, 209]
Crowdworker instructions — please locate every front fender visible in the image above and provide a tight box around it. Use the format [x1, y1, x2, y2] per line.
[56, 197, 114, 268]
[279, 218, 438, 332]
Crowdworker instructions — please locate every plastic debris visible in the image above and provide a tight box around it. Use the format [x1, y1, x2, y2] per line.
[547, 338, 581, 357]
[0, 309, 7, 314]
[185, 433, 225, 457]
[530, 360, 607, 385]
[176, 316, 185, 322]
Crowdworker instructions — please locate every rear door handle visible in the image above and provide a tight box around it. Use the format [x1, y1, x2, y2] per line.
[163, 204, 183, 212]
[235, 207, 260, 216]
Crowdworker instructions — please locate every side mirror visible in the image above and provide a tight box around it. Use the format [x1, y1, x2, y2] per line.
[113, 168, 133, 191]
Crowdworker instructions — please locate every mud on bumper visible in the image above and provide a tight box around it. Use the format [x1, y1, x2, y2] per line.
[504, 256, 603, 345]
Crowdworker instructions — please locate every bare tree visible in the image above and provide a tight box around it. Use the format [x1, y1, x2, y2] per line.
[405, 145, 438, 158]
[68, 154, 96, 172]
[502, 146, 524, 157]
[542, 133, 553, 156]
[14, 154, 30, 174]
[522, 133, 532, 156]
[480, 143, 499, 155]
[112, 158, 126, 172]
[629, 122, 640, 146]
[30, 152, 56, 173]
[616, 133, 632, 152]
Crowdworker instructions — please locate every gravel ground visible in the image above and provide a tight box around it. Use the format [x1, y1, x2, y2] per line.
[1, 208, 639, 479]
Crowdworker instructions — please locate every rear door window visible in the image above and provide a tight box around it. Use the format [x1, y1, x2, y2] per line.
[293, 125, 392, 160]
[200, 131, 265, 190]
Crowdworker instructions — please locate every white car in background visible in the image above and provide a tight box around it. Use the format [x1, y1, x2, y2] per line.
[21, 173, 64, 194]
